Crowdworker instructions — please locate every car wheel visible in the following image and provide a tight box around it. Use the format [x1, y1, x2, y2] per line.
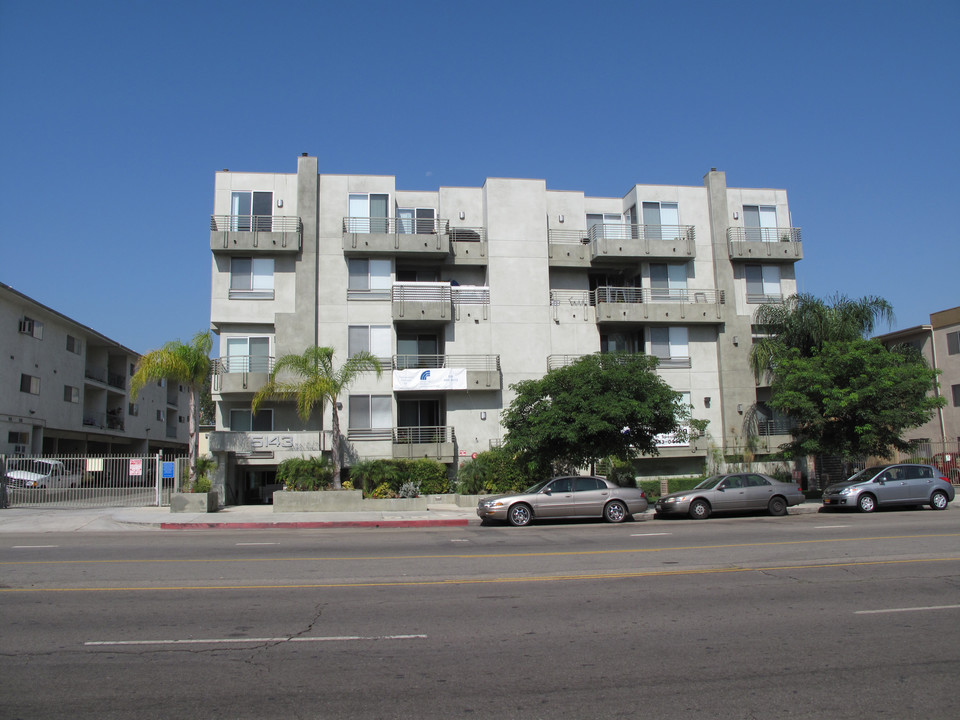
[507, 503, 533, 527]
[857, 494, 876, 513]
[768, 496, 788, 516]
[604, 500, 629, 523]
[930, 490, 949, 511]
[688, 499, 711, 520]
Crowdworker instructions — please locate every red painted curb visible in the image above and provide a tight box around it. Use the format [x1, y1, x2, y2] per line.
[160, 519, 471, 530]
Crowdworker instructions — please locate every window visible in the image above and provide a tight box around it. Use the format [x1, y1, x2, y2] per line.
[348, 326, 391, 362]
[156, 410, 165, 422]
[745, 265, 781, 303]
[20, 374, 40, 395]
[953, 384, 960, 407]
[347, 193, 389, 233]
[8, 431, 28, 445]
[650, 327, 689, 367]
[396, 333, 439, 368]
[348, 395, 392, 439]
[230, 257, 274, 299]
[230, 191, 273, 231]
[398, 207, 436, 234]
[347, 258, 391, 299]
[947, 331, 960, 355]
[63, 385, 79, 403]
[18, 317, 43, 339]
[66, 335, 82, 354]
[224, 336, 271, 372]
[600, 332, 640, 354]
[743, 205, 778, 242]
[128, 402, 139, 416]
[641, 202, 680, 240]
[230, 409, 273, 431]
[650, 263, 688, 301]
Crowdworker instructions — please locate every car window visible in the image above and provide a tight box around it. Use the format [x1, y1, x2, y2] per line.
[548, 478, 573, 493]
[917, 466, 933, 478]
[744, 475, 770, 487]
[721, 476, 743, 489]
[574, 477, 603, 492]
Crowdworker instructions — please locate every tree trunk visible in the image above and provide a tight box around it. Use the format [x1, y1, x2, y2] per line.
[331, 405, 342, 489]
[188, 388, 198, 491]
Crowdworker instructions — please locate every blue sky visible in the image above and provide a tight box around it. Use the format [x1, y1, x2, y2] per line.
[1, 0, 957, 354]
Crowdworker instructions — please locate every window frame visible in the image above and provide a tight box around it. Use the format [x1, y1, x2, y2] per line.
[348, 325, 392, 362]
[347, 258, 391, 300]
[229, 257, 275, 300]
[229, 408, 273, 432]
[20, 374, 40, 395]
[348, 395, 393, 439]
[745, 264, 782, 303]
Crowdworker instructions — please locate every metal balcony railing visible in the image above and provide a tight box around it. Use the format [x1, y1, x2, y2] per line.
[392, 282, 452, 304]
[756, 419, 796, 436]
[727, 226, 801, 243]
[107, 372, 127, 389]
[746, 293, 784, 305]
[452, 286, 490, 305]
[83, 410, 105, 428]
[84, 367, 107, 384]
[589, 223, 696, 243]
[211, 215, 303, 233]
[592, 287, 724, 305]
[392, 354, 500, 371]
[343, 217, 447, 234]
[213, 356, 276, 374]
[393, 426, 455, 444]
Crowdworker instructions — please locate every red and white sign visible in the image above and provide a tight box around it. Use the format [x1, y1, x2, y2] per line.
[129, 459, 143, 476]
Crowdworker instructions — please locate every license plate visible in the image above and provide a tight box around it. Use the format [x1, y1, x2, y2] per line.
[824, 498, 832, 504]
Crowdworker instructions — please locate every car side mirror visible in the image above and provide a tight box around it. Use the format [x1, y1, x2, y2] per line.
[717, 486, 725, 492]
[542, 488, 551, 494]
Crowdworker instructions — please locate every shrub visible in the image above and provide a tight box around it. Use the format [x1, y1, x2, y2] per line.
[350, 459, 450, 495]
[405, 459, 449, 494]
[192, 476, 212, 494]
[277, 456, 333, 491]
[370, 482, 393, 499]
[350, 459, 402, 495]
[398, 481, 421, 498]
[456, 447, 536, 494]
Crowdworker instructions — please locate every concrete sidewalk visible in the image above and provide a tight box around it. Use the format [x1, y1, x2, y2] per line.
[0, 499, 834, 533]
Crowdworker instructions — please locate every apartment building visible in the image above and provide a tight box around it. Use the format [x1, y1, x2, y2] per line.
[1, 282, 190, 456]
[876, 306, 960, 454]
[208, 154, 802, 504]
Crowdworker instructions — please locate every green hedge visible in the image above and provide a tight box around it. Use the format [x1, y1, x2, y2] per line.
[277, 456, 333, 491]
[348, 459, 449, 496]
[456, 448, 538, 494]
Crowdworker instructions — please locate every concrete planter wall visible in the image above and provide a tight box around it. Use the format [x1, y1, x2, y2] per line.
[272, 491, 481, 513]
[170, 491, 220, 513]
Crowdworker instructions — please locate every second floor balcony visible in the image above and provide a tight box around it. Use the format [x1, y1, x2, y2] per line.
[550, 287, 724, 324]
[392, 283, 491, 324]
[343, 217, 488, 262]
[211, 215, 303, 254]
[549, 224, 697, 265]
[211, 355, 275, 395]
[727, 226, 803, 262]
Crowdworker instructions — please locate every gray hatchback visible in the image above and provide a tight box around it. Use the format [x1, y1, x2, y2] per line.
[821, 464, 955, 513]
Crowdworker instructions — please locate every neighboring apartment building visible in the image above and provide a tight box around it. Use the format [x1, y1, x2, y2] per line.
[1, 282, 190, 456]
[208, 154, 803, 504]
[876, 306, 960, 454]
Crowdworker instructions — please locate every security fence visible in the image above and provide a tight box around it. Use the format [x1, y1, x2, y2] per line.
[0, 453, 189, 509]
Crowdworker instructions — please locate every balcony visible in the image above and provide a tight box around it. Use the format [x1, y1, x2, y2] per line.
[448, 227, 488, 265]
[210, 215, 303, 254]
[592, 287, 724, 324]
[392, 426, 456, 463]
[392, 354, 501, 391]
[727, 226, 802, 262]
[211, 356, 275, 395]
[392, 282, 452, 323]
[547, 229, 593, 268]
[589, 224, 696, 262]
[545, 352, 690, 371]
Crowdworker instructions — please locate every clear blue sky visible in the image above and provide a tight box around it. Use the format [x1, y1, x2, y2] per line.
[1, 0, 957, 354]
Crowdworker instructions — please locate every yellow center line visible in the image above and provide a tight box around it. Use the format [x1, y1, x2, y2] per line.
[2, 532, 959, 566]
[2, 556, 959, 593]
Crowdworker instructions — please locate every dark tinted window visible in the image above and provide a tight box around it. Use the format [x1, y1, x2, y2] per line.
[548, 478, 574, 493]
[575, 477, 604, 492]
[744, 474, 771, 487]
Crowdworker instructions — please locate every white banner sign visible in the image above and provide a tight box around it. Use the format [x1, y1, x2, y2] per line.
[393, 368, 468, 391]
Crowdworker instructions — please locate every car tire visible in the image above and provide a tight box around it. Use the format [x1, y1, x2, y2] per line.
[857, 494, 877, 513]
[930, 490, 949, 511]
[507, 503, 533, 527]
[603, 500, 629, 523]
[768, 496, 788, 516]
[688, 499, 711, 520]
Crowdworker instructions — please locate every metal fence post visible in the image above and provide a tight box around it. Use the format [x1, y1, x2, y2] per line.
[155, 451, 162, 507]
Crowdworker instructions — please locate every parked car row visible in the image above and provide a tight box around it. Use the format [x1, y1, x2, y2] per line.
[478, 465, 955, 526]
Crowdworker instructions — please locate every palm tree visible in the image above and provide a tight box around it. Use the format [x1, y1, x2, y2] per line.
[130, 331, 213, 489]
[251, 346, 382, 489]
[750, 293, 894, 379]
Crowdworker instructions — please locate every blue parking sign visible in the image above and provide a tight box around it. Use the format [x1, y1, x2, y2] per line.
[162, 462, 176, 479]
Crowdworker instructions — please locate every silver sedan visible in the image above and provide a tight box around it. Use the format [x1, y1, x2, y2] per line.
[477, 476, 649, 526]
[655, 473, 805, 519]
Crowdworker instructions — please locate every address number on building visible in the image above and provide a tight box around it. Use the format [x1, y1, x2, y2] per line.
[249, 435, 296, 449]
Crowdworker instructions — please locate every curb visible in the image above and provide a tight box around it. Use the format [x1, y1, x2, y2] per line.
[160, 518, 471, 530]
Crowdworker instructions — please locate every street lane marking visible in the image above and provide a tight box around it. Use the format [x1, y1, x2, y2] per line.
[855, 604, 960, 615]
[6, 556, 960, 593]
[86, 634, 428, 647]
[815, 526, 850, 529]
[2, 532, 958, 566]
[235, 542, 277, 546]
[12, 545, 59, 549]
[631, 533, 671, 537]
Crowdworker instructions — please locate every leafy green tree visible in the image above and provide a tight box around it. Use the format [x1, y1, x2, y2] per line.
[130, 331, 213, 488]
[769, 339, 944, 459]
[751, 293, 894, 379]
[251, 346, 382, 489]
[502, 353, 682, 471]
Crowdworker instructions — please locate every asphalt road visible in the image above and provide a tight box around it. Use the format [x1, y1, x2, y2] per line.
[1, 509, 959, 719]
